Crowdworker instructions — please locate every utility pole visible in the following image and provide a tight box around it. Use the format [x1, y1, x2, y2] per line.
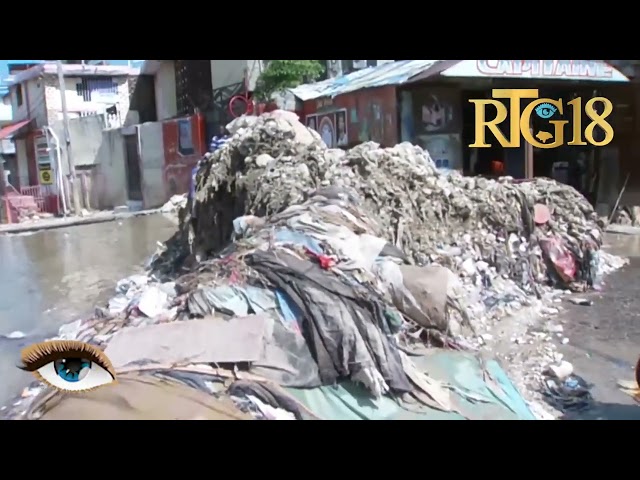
[56, 60, 82, 214]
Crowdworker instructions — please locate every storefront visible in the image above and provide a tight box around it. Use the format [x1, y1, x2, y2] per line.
[398, 60, 631, 201]
[293, 60, 631, 205]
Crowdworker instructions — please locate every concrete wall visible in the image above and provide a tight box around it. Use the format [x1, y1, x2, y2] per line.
[50, 115, 127, 209]
[0, 103, 11, 122]
[92, 129, 128, 210]
[53, 115, 105, 172]
[0, 139, 15, 155]
[210, 60, 264, 91]
[9, 78, 48, 127]
[155, 61, 177, 121]
[138, 122, 166, 209]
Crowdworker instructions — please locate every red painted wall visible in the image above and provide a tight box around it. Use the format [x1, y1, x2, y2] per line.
[302, 86, 399, 147]
[161, 113, 206, 196]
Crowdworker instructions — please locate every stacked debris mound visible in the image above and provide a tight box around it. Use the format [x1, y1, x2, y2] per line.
[14, 191, 538, 420]
[177, 111, 603, 296]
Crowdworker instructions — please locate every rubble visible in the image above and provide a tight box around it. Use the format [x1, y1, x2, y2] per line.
[5, 111, 629, 420]
[160, 111, 620, 338]
[611, 206, 640, 226]
[161, 194, 188, 214]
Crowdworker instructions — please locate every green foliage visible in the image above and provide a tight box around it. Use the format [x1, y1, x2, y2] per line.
[254, 60, 324, 101]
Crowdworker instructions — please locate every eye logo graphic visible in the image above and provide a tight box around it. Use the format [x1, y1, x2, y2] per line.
[19, 340, 117, 393]
[534, 103, 558, 119]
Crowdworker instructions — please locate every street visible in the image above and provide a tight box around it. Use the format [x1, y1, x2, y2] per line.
[0, 215, 177, 408]
[2, 213, 639, 419]
[556, 234, 640, 419]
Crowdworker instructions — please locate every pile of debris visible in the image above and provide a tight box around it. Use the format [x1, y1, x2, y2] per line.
[156, 111, 613, 335]
[612, 206, 640, 227]
[188, 113, 603, 271]
[13, 191, 539, 420]
[6, 111, 625, 420]
[160, 194, 188, 214]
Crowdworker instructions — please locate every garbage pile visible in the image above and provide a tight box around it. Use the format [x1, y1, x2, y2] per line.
[155, 111, 612, 333]
[13, 190, 540, 420]
[160, 194, 188, 214]
[7, 111, 624, 420]
[185, 113, 603, 278]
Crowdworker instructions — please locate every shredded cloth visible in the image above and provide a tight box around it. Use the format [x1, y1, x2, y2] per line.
[247, 249, 412, 395]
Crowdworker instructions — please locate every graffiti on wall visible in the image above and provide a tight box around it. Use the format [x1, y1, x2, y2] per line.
[306, 109, 349, 148]
[421, 94, 454, 132]
[412, 88, 460, 136]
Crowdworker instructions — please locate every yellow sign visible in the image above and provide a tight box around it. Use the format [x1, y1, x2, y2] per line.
[39, 169, 53, 185]
[469, 89, 614, 149]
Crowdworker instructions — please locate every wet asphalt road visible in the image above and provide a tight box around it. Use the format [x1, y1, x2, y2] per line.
[0, 215, 177, 408]
[556, 233, 640, 420]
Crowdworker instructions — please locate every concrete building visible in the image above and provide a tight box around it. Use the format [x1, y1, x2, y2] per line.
[139, 60, 177, 121]
[6, 62, 138, 130]
[3, 63, 139, 186]
[0, 63, 142, 219]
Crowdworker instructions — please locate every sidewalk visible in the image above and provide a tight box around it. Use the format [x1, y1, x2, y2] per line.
[606, 224, 640, 236]
[0, 208, 163, 235]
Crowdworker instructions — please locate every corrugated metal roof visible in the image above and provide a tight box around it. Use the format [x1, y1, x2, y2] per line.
[290, 60, 442, 101]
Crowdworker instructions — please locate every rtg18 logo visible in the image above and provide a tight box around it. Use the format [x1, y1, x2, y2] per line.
[468, 89, 614, 149]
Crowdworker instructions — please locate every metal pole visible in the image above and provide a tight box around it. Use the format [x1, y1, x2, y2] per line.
[44, 126, 68, 216]
[56, 60, 82, 214]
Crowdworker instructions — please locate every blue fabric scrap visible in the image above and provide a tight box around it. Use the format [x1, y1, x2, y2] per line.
[274, 229, 322, 255]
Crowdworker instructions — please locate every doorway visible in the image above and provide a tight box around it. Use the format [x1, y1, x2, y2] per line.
[461, 89, 525, 177]
[123, 133, 142, 202]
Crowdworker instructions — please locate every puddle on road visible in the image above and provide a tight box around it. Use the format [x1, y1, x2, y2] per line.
[0, 214, 177, 407]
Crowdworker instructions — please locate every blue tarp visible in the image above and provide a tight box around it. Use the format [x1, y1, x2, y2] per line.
[287, 350, 536, 420]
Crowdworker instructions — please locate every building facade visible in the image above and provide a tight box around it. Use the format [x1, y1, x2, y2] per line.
[3, 63, 139, 190]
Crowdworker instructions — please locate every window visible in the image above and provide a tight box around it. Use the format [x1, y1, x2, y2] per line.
[76, 76, 118, 102]
[178, 119, 195, 155]
[15, 84, 23, 106]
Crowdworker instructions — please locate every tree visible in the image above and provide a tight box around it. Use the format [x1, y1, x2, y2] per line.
[254, 60, 324, 101]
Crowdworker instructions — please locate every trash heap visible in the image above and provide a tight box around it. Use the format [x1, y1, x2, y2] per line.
[17, 189, 539, 420]
[160, 194, 188, 214]
[9, 111, 623, 420]
[156, 111, 612, 332]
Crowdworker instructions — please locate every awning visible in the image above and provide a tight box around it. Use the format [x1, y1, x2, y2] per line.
[0, 119, 32, 140]
[438, 60, 629, 82]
